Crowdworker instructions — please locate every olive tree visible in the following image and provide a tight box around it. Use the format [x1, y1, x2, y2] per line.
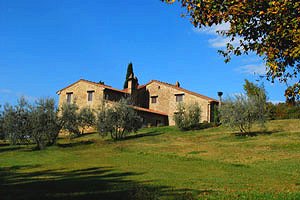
[60, 102, 81, 136]
[60, 103, 96, 136]
[78, 107, 96, 134]
[97, 99, 142, 140]
[220, 80, 267, 134]
[2, 97, 31, 145]
[29, 98, 61, 150]
[174, 102, 202, 130]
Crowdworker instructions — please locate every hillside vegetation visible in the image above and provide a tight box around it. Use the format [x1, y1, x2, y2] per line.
[0, 119, 300, 199]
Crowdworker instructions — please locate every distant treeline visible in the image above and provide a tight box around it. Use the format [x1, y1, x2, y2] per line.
[267, 102, 300, 120]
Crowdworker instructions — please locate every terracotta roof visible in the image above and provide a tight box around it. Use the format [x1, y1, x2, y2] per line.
[137, 84, 147, 89]
[132, 106, 168, 116]
[142, 80, 218, 102]
[57, 79, 218, 103]
[56, 79, 129, 94]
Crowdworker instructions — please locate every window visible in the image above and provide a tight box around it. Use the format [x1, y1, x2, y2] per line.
[87, 91, 94, 102]
[175, 94, 184, 102]
[151, 96, 158, 104]
[66, 92, 73, 103]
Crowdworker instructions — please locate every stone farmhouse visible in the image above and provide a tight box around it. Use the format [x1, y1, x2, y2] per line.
[57, 73, 219, 126]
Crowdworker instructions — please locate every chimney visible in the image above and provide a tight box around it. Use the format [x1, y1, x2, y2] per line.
[127, 73, 135, 94]
[175, 81, 180, 87]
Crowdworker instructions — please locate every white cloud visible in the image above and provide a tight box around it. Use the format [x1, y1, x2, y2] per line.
[237, 64, 267, 75]
[208, 36, 240, 48]
[193, 23, 230, 35]
[192, 22, 240, 48]
[0, 89, 12, 94]
[0, 89, 38, 103]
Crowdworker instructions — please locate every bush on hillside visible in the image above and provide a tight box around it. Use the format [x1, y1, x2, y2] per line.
[60, 102, 81, 136]
[1, 97, 61, 150]
[173, 102, 202, 131]
[60, 103, 96, 137]
[220, 80, 267, 134]
[2, 97, 31, 145]
[30, 98, 61, 150]
[267, 102, 300, 120]
[97, 99, 142, 140]
[78, 107, 96, 134]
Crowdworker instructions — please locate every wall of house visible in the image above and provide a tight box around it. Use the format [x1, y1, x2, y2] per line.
[145, 82, 212, 125]
[133, 87, 149, 108]
[103, 89, 128, 102]
[58, 80, 105, 111]
[137, 110, 169, 127]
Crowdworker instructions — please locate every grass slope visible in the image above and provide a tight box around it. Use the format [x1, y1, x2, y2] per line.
[0, 119, 300, 199]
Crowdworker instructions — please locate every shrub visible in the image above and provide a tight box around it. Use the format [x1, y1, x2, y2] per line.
[78, 107, 96, 134]
[60, 103, 97, 136]
[2, 97, 61, 150]
[174, 102, 202, 131]
[60, 102, 81, 136]
[30, 98, 61, 150]
[2, 97, 31, 145]
[220, 80, 267, 134]
[267, 102, 300, 120]
[97, 99, 142, 140]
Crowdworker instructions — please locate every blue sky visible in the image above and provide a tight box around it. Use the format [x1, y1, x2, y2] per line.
[0, 0, 287, 105]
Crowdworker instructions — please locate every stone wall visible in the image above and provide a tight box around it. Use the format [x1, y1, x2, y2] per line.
[136, 110, 168, 127]
[57, 79, 217, 127]
[58, 80, 105, 111]
[145, 81, 213, 125]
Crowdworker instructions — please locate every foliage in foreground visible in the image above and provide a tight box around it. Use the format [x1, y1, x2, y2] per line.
[30, 98, 61, 150]
[2, 97, 32, 145]
[60, 103, 96, 137]
[0, 97, 97, 149]
[220, 80, 267, 134]
[163, 0, 300, 100]
[1, 97, 61, 149]
[97, 99, 142, 140]
[174, 102, 202, 131]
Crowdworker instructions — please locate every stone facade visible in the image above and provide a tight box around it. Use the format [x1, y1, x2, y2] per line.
[57, 77, 218, 126]
[144, 80, 218, 125]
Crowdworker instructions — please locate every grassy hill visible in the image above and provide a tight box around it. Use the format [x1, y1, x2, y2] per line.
[0, 119, 300, 199]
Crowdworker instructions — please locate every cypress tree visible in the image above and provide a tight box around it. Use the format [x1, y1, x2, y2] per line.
[123, 62, 133, 89]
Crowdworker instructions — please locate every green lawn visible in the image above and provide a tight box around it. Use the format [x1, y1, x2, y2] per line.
[1, 119, 300, 199]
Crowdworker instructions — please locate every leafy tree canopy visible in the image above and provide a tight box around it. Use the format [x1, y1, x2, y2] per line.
[220, 80, 267, 134]
[163, 0, 300, 99]
[97, 99, 142, 140]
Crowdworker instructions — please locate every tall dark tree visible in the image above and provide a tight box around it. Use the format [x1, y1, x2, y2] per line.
[123, 62, 134, 89]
